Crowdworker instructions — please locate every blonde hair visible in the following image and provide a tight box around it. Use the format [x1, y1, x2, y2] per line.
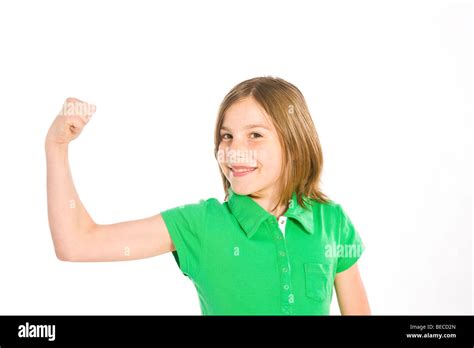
[214, 76, 331, 211]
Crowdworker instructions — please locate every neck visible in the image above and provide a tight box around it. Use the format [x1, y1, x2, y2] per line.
[249, 188, 288, 219]
[270, 203, 289, 219]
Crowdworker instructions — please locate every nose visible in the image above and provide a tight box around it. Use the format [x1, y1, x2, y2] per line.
[225, 137, 257, 166]
[227, 134, 247, 152]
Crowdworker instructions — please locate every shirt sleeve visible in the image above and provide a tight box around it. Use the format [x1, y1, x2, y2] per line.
[335, 204, 365, 273]
[160, 199, 208, 280]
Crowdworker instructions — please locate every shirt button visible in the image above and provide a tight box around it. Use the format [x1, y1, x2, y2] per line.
[279, 251, 286, 257]
[282, 267, 288, 273]
[288, 294, 295, 304]
[283, 284, 289, 290]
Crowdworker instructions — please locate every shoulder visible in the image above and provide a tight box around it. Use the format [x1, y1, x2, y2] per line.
[178, 197, 227, 219]
[193, 197, 225, 213]
[166, 196, 223, 210]
[306, 198, 353, 236]
[201, 197, 223, 207]
[161, 196, 230, 220]
[307, 197, 342, 218]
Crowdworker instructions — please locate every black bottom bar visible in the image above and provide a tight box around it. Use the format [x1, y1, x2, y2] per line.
[0, 315, 472, 346]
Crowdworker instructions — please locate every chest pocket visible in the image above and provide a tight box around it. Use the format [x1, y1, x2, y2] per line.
[304, 262, 334, 301]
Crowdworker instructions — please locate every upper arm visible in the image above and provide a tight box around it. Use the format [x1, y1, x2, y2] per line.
[61, 213, 174, 262]
[334, 263, 371, 315]
[159, 200, 209, 279]
[335, 204, 365, 273]
[333, 204, 369, 314]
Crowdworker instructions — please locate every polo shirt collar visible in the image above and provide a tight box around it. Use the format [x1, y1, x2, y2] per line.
[227, 187, 314, 239]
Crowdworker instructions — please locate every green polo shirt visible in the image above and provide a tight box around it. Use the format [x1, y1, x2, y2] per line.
[160, 187, 365, 315]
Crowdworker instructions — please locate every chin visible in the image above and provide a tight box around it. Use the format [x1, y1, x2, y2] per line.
[228, 184, 258, 196]
[229, 186, 251, 196]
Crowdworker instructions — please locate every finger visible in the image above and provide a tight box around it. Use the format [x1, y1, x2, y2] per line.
[60, 99, 95, 118]
[79, 115, 92, 124]
[65, 115, 86, 129]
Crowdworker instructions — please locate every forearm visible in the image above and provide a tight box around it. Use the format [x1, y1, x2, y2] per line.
[45, 142, 95, 258]
[334, 264, 371, 315]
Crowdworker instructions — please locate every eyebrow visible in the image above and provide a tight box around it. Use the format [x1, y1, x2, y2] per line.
[220, 124, 270, 131]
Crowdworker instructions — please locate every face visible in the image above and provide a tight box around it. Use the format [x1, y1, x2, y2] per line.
[217, 97, 284, 202]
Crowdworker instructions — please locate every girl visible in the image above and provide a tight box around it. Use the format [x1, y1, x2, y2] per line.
[45, 76, 370, 315]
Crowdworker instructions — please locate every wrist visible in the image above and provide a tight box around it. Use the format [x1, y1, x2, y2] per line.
[45, 138, 69, 155]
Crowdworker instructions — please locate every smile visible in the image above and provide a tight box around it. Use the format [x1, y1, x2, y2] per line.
[228, 166, 257, 177]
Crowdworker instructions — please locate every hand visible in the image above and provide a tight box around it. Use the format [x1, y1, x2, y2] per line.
[45, 97, 96, 147]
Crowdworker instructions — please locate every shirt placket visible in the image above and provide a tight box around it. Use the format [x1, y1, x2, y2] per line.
[271, 215, 294, 315]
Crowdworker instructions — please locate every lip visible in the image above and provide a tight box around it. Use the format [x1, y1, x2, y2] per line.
[228, 165, 257, 177]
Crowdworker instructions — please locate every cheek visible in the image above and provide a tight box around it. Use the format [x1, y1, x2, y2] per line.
[256, 145, 283, 172]
[216, 143, 228, 164]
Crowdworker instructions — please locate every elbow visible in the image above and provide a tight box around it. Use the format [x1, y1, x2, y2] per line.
[51, 237, 74, 261]
[53, 239, 84, 262]
[55, 251, 70, 262]
[54, 247, 76, 262]
[51, 227, 91, 262]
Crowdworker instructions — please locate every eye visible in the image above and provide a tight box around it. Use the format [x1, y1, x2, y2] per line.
[221, 133, 232, 140]
[250, 132, 262, 139]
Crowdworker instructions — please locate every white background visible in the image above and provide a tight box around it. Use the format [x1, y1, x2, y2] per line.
[0, 0, 471, 315]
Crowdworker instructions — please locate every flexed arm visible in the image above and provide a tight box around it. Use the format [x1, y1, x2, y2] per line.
[45, 98, 174, 262]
